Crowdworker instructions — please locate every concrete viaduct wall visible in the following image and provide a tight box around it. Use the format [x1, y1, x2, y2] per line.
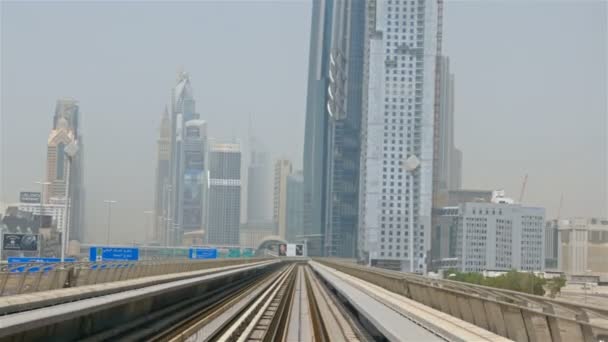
[317, 259, 608, 342]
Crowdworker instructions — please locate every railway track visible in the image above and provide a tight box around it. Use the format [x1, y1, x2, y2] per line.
[148, 263, 369, 342]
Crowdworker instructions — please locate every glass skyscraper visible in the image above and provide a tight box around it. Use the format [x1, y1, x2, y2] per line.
[302, 0, 367, 257]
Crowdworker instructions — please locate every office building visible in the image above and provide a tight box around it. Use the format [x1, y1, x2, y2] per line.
[559, 218, 608, 274]
[153, 108, 171, 244]
[455, 203, 545, 272]
[46, 99, 85, 241]
[165, 71, 209, 245]
[303, 0, 366, 257]
[46, 117, 75, 200]
[247, 146, 272, 223]
[273, 159, 292, 239]
[430, 206, 459, 268]
[207, 142, 241, 245]
[286, 171, 304, 242]
[180, 120, 209, 234]
[433, 56, 462, 207]
[359, 0, 442, 272]
[545, 219, 560, 270]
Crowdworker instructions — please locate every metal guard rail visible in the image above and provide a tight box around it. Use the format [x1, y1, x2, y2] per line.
[316, 258, 608, 342]
[0, 258, 269, 296]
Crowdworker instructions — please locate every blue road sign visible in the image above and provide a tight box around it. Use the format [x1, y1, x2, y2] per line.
[89, 247, 139, 261]
[8, 257, 76, 263]
[189, 248, 218, 259]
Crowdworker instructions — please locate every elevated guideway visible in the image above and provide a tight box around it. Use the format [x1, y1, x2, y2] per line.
[0, 258, 606, 341]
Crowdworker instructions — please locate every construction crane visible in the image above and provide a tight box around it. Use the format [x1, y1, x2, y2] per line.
[518, 174, 528, 204]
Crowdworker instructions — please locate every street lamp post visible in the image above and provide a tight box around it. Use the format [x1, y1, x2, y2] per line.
[104, 200, 117, 245]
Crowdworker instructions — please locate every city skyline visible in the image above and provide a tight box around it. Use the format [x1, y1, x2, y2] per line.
[1, 1, 606, 244]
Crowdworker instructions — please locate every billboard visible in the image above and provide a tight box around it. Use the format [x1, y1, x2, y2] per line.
[278, 244, 287, 256]
[286, 244, 305, 257]
[20, 192, 41, 204]
[89, 247, 139, 261]
[242, 248, 255, 257]
[3, 234, 39, 251]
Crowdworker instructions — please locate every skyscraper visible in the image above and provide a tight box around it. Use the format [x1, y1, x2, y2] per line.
[302, 0, 366, 257]
[247, 144, 272, 223]
[286, 171, 304, 242]
[359, 1, 442, 272]
[47, 99, 85, 241]
[273, 159, 292, 239]
[165, 71, 208, 245]
[46, 117, 75, 200]
[434, 56, 462, 206]
[207, 142, 241, 245]
[153, 108, 171, 244]
[180, 120, 208, 232]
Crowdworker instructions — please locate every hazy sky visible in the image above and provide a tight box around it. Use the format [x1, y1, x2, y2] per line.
[1, 0, 606, 244]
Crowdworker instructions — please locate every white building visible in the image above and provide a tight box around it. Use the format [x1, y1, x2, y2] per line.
[559, 218, 608, 274]
[359, 0, 440, 272]
[456, 202, 545, 272]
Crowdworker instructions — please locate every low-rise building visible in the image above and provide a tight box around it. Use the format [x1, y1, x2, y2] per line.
[559, 218, 608, 274]
[455, 203, 545, 272]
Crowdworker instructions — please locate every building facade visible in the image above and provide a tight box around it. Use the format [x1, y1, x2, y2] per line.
[302, 0, 367, 257]
[273, 159, 292, 239]
[163, 72, 211, 246]
[455, 203, 545, 272]
[247, 148, 272, 223]
[359, 0, 441, 272]
[46, 99, 85, 241]
[286, 171, 304, 242]
[545, 219, 560, 270]
[430, 206, 459, 267]
[559, 218, 608, 274]
[180, 120, 209, 233]
[207, 142, 241, 245]
[46, 118, 75, 200]
[434, 56, 462, 206]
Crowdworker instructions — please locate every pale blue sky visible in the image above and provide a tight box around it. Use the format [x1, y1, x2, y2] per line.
[1, 0, 606, 243]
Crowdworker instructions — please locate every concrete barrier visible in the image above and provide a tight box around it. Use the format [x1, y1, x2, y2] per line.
[316, 259, 608, 342]
[0, 258, 269, 296]
[0, 260, 280, 341]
